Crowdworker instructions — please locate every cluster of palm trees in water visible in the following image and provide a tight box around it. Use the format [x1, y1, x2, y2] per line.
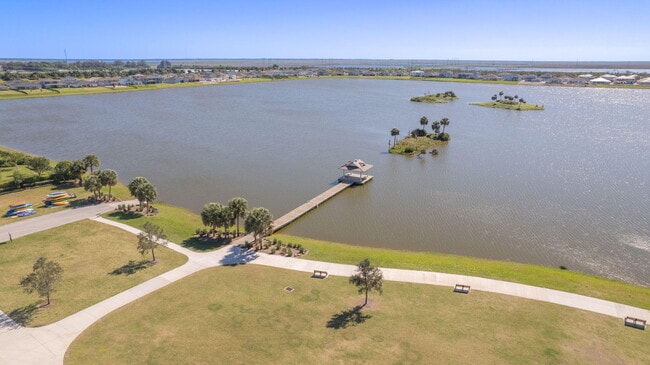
[389, 116, 451, 146]
[492, 90, 526, 104]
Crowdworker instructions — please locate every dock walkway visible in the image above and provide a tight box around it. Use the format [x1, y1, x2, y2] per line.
[273, 182, 352, 232]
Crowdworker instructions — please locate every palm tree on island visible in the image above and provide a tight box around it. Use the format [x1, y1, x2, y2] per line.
[440, 117, 450, 134]
[419, 116, 428, 132]
[390, 128, 400, 146]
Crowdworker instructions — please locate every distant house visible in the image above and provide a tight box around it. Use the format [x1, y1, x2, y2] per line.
[546, 77, 567, 84]
[566, 77, 588, 85]
[7, 80, 40, 90]
[578, 74, 594, 80]
[499, 73, 520, 81]
[637, 77, 650, 85]
[600, 74, 617, 81]
[614, 75, 636, 84]
[40, 79, 66, 88]
[482, 74, 501, 81]
[522, 74, 541, 82]
[410, 70, 425, 77]
[439, 71, 454, 78]
[590, 77, 612, 85]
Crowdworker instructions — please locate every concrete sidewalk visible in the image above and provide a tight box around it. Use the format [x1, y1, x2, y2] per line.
[0, 200, 138, 241]
[0, 217, 648, 365]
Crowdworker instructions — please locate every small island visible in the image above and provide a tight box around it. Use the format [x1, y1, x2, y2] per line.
[389, 116, 450, 155]
[410, 91, 457, 103]
[471, 91, 543, 110]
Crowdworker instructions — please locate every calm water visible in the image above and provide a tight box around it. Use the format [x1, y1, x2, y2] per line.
[1, 79, 648, 286]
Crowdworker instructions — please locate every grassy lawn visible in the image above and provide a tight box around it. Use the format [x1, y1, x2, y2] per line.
[389, 136, 447, 155]
[470, 101, 545, 110]
[0, 182, 131, 226]
[103, 202, 227, 252]
[272, 234, 650, 309]
[0, 219, 187, 327]
[66, 265, 650, 364]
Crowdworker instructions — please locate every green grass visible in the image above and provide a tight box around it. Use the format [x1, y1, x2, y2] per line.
[0, 219, 187, 327]
[388, 135, 447, 155]
[470, 101, 545, 110]
[272, 234, 650, 309]
[103, 202, 225, 252]
[66, 265, 650, 364]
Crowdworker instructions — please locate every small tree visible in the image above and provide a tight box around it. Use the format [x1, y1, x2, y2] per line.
[139, 182, 157, 213]
[83, 173, 103, 200]
[28, 156, 50, 178]
[19, 257, 63, 306]
[54, 160, 73, 181]
[228, 197, 248, 237]
[128, 177, 150, 207]
[12, 170, 25, 188]
[70, 159, 86, 184]
[349, 258, 383, 306]
[440, 117, 450, 134]
[244, 207, 274, 249]
[201, 202, 224, 233]
[137, 221, 167, 262]
[98, 169, 118, 199]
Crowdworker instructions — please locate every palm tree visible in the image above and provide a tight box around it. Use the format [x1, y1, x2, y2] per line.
[431, 121, 441, 134]
[419, 116, 428, 132]
[228, 197, 248, 236]
[498, 91, 504, 100]
[390, 128, 400, 146]
[491, 94, 497, 101]
[98, 169, 118, 200]
[440, 117, 450, 134]
[83, 154, 100, 173]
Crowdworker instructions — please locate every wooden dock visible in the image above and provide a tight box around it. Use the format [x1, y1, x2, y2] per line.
[273, 182, 352, 232]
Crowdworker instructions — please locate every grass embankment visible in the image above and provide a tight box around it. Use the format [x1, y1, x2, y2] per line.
[104, 202, 224, 252]
[66, 264, 650, 364]
[0, 219, 187, 327]
[471, 101, 544, 110]
[272, 234, 650, 309]
[388, 136, 447, 155]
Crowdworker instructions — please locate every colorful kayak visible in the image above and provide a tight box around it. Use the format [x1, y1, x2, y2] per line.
[44, 192, 76, 202]
[16, 209, 36, 217]
[6, 207, 35, 217]
[46, 191, 67, 198]
[8, 202, 33, 209]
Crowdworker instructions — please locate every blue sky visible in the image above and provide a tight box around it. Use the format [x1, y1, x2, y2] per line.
[2, 0, 649, 61]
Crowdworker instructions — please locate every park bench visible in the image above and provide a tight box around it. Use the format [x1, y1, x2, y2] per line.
[624, 316, 646, 330]
[313, 270, 328, 279]
[453, 284, 471, 294]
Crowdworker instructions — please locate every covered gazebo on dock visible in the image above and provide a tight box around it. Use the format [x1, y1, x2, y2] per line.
[338, 159, 374, 185]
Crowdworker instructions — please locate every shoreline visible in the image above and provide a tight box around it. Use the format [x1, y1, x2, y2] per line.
[2, 75, 649, 101]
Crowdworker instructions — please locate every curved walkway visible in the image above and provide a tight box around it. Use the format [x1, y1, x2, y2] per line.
[0, 211, 648, 364]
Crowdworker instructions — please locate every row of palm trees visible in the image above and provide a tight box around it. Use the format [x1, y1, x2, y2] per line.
[491, 91, 526, 104]
[390, 115, 451, 146]
[200, 197, 274, 248]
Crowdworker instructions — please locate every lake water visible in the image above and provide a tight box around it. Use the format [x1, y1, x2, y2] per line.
[1, 79, 648, 286]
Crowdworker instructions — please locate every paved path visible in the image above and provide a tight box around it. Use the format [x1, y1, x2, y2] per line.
[0, 200, 138, 241]
[0, 211, 648, 364]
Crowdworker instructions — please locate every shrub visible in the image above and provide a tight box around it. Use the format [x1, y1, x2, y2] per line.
[438, 133, 450, 141]
[404, 147, 414, 154]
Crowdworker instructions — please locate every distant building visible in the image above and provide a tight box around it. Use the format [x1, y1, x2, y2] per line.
[637, 77, 650, 85]
[614, 75, 636, 84]
[590, 77, 612, 84]
[410, 70, 425, 77]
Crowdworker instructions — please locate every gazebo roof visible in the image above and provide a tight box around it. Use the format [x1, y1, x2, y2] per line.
[339, 159, 373, 172]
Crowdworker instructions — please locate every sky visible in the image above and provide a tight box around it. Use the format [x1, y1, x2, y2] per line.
[2, 0, 649, 61]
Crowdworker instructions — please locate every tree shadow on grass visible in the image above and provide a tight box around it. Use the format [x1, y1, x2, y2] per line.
[109, 260, 153, 275]
[182, 236, 230, 252]
[326, 306, 372, 329]
[219, 245, 259, 266]
[7, 303, 38, 326]
[106, 211, 142, 220]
